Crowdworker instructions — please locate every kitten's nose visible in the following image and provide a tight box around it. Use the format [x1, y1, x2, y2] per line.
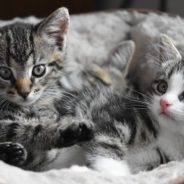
[18, 91, 30, 100]
[160, 99, 171, 111]
[15, 78, 32, 100]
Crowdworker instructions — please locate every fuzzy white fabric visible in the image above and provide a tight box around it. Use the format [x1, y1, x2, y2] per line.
[0, 10, 184, 184]
[0, 160, 183, 184]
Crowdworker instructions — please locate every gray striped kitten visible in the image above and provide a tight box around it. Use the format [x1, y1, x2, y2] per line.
[46, 34, 184, 175]
[0, 7, 93, 170]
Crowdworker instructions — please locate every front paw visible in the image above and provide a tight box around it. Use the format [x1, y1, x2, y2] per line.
[57, 121, 94, 148]
[0, 142, 27, 166]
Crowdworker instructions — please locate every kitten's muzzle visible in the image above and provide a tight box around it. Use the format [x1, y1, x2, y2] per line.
[17, 91, 30, 99]
[15, 78, 32, 99]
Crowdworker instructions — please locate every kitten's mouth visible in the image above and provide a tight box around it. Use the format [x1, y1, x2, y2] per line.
[159, 110, 175, 121]
[8, 97, 38, 107]
[7, 92, 42, 107]
[13, 100, 35, 107]
[20, 100, 36, 106]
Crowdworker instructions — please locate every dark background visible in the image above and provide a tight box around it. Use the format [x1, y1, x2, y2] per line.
[0, 0, 182, 19]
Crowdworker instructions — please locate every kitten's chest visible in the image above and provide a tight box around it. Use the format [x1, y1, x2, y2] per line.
[157, 131, 184, 160]
[31, 106, 59, 121]
[8, 104, 60, 122]
[126, 130, 184, 172]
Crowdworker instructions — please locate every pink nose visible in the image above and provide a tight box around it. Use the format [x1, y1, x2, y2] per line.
[160, 99, 171, 111]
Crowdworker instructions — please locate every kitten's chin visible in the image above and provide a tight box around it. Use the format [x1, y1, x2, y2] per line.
[159, 112, 174, 121]
[151, 105, 174, 121]
[17, 99, 38, 107]
[11, 99, 37, 107]
[151, 107, 176, 125]
[6, 92, 43, 107]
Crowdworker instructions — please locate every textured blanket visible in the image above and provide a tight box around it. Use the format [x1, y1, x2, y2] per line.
[0, 160, 183, 184]
[0, 10, 184, 184]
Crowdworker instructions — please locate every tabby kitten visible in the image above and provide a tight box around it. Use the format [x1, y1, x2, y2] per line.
[0, 7, 93, 170]
[47, 34, 184, 175]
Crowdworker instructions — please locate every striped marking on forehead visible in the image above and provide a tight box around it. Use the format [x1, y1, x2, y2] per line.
[5, 24, 35, 66]
[166, 71, 184, 97]
[164, 60, 184, 79]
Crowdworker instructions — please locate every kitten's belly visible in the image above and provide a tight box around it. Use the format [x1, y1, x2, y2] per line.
[125, 146, 160, 173]
[157, 132, 184, 161]
[43, 145, 86, 170]
[125, 133, 184, 173]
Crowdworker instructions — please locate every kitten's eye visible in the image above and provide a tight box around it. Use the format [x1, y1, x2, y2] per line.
[156, 81, 168, 95]
[178, 92, 184, 101]
[32, 64, 46, 77]
[0, 67, 12, 80]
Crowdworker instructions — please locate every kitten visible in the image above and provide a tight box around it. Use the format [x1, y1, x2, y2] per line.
[84, 34, 184, 175]
[45, 34, 184, 175]
[61, 40, 135, 90]
[0, 7, 93, 170]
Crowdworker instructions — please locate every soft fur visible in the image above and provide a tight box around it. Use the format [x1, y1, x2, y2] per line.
[0, 7, 94, 170]
[45, 34, 184, 176]
[0, 9, 184, 184]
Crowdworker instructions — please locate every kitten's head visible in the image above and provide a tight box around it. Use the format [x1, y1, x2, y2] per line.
[0, 7, 69, 106]
[137, 34, 184, 126]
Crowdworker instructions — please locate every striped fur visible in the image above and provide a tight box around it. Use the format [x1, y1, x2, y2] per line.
[0, 10, 182, 175]
[0, 8, 94, 170]
[82, 35, 184, 175]
[45, 34, 184, 175]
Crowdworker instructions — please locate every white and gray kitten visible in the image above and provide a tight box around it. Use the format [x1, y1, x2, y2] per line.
[84, 34, 184, 175]
[45, 34, 184, 175]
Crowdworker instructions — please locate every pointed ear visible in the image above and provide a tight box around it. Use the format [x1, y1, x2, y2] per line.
[158, 34, 181, 65]
[109, 40, 135, 76]
[36, 7, 69, 50]
[86, 41, 135, 86]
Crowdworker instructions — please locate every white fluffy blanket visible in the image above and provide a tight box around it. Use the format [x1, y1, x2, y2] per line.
[0, 10, 184, 184]
[0, 160, 183, 184]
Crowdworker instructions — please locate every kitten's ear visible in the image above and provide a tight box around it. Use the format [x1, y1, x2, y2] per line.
[88, 41, 135, 85]
[109, 41, 135, 76]
[36, 7, 69, 49]
[158, 34, 181, 65]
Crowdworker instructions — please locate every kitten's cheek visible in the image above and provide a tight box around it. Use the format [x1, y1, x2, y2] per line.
[27, 93, 35, 101]
[150, 101, 160, 116]
[28, 91, 42, 102]
[7, 94, 16, 99]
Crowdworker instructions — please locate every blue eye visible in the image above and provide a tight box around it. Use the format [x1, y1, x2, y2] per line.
[32, 64, 46, 77]
[0, 67, 12, 80]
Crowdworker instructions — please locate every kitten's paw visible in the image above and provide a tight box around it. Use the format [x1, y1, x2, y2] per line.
[77, 122, 94, 142]
[91, 156, 131, 176]
[0, 142, 27, 166]
[58, 121, 94, 148]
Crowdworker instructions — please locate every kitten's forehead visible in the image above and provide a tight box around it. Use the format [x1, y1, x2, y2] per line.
[164, 60, 184, 79]
[0, 23, 35, 66]
[168, 72, 184, 92]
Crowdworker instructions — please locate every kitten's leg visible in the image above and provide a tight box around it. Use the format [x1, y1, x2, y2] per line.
[0, 116, 94, 151]
[84, 122, 133, 176]
[0, 142, 27, 166]
[86, 141, 131, 177]
[59, 119, 94, 147]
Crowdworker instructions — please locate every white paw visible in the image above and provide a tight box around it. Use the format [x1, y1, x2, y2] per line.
[91, 156, 131, 176]
[71, 165, 89, 172]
